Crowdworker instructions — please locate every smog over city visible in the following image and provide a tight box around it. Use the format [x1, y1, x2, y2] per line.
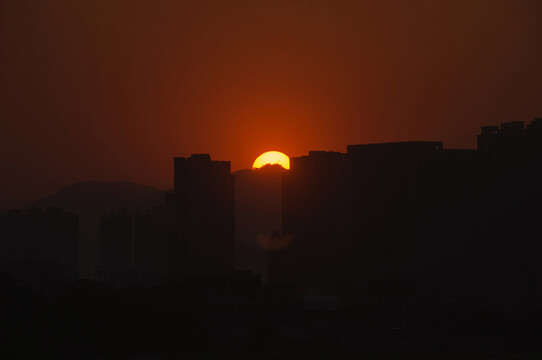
[1, 1, 542, 358]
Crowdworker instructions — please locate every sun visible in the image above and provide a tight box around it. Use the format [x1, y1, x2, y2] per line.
[253, 151, 290, 170]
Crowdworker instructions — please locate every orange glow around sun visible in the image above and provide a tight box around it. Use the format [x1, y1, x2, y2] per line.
[252, 151, 290, 170]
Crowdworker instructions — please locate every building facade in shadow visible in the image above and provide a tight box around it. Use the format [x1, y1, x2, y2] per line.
[271, 118, 542, 318]
[235, 164, 284, 283]
[97, 206, 169, 286]
[166, 154, 235, 280]
[0, 207, 79, 288]
[475, 118, 542, 311]
[269, 151, 352, 290]
[97, 154, 235, 285]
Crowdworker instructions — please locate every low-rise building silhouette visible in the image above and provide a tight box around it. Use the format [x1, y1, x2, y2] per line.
[97, 206, 172, 286]
[0, 207, 79, 287]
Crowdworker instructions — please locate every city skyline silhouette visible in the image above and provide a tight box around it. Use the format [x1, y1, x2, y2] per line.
[3, 0, 542, 209]
[2, 0, 542, 358]
[3, 118, 542, 358]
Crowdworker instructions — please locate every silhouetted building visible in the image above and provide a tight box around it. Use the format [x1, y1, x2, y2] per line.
[269, 118, 542, 319]
[0, 207, 79, 287]
[270, 151, 352, 290]
[97, 209, 134, 285]
[133, 206, 169, 285]
[97, 207, 169, 286]
[97, 154, 235, 285]
[475, 119, 542, 311]
[235, 164, 284, 283]
[166, 154, 235, 279]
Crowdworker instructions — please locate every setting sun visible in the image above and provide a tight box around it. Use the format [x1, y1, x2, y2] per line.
[252, 151, 290, 170]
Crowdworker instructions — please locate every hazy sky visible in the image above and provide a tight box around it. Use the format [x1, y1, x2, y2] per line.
[2, 0, 542, 204]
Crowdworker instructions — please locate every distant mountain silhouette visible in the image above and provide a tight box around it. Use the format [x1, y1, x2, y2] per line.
[0, 195, 30, 214]
[25, 181, 165, 214]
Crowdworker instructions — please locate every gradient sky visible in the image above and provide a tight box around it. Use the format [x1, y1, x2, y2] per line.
[1, 0, 542, 205]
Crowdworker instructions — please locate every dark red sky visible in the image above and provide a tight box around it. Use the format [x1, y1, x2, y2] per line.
[1, 0, 542, 205]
